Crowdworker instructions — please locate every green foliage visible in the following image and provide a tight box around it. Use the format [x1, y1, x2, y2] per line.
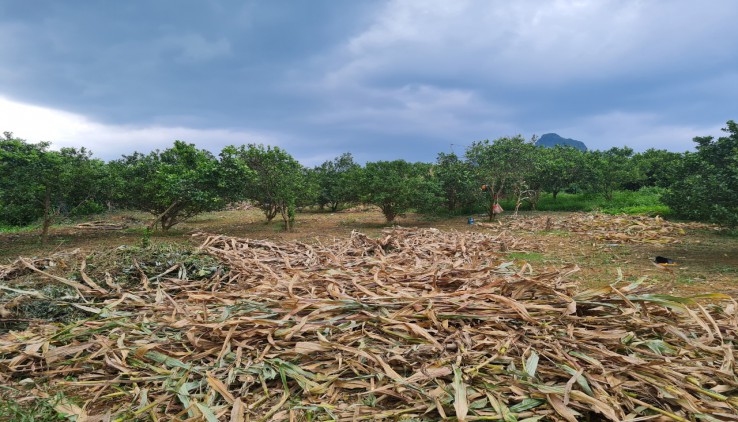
[465, 136, 536, 219]
[434, 152, 478, 212]
[110, 141, 242, 231]
[506, 252, 546, 262]
[222, 144, 305, 230]
[358, 160, 442, 222]
[630, 149, 684, 189]
[0, 127, 705, 229]
[0, 389, 68, 421]
[501, 187, 671, 216]
[583, 147, 641, 200]
[0, 132, 107, 241]
[314, 153, 360, 212]
[664, 120, 738, 227]
[0, 224, 36, 233]
[68, 199, 106, 217]
[531, 145, 585, 201]
[297, 166, 320, 210]
[0, 134, 52, 226]
[80, 242, 225, 289]
[141, 227, 152, 248]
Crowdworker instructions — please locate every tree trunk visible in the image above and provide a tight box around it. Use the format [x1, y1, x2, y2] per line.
[263, 203, 278, 223]
[280, 205, 293, 231]
[161, 213, 177, 231]
[530, 189, 541, 210]
[41, 185, 52, 244]
[150, 201, 181, 231]
[447, 189, 457, 211]
[381, 204, 396, 222]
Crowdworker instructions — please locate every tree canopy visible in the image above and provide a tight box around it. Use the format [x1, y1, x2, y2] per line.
[314, 153, 360, 212]
[0, 133, 106, 241]
[109, 141, 242, 231]
[221, 144, 305, 230]
[7, 121, 738, 232]
[358, 160, 441, 222]
[664, 120, 738, 227]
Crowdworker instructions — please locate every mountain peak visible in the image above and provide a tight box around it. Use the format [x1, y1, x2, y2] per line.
[535, 133, 588, 151]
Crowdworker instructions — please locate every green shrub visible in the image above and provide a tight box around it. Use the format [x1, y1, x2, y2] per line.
[68, 200, 106, 217]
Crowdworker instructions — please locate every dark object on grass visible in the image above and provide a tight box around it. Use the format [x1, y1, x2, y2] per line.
[655, 256, 678, 265]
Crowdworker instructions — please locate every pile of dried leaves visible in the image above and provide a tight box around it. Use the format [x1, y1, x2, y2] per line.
[75, 222, 128, 230]
[0, 227, 736, 421]
[480, 213, 717, 244]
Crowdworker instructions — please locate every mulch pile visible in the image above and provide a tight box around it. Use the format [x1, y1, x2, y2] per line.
[0, 227, 736, 421]
[478, 214, 718, 244]
[75, 222, 128, 230]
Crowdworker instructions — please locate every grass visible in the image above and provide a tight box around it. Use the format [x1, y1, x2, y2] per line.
[0, 388, 70, 421]
[506, 252, 547, 262]
[499, 187, 672, 216]
[0, 224, 38, 234]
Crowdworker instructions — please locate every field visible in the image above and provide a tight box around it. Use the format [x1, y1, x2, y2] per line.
[3, 207, 737, 295]
[1, 208, 737, 420]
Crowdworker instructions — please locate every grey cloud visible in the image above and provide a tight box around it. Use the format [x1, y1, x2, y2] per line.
[154, 34, 232, 63]
[1, 0, 736, 165]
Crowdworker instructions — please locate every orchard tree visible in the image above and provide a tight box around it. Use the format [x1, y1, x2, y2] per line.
[0, 134, 52, 228]
[631, 149, 684, 189]
[314, 153, 360, 212]
[532, 145, 585, 201]
[58, 147, 109, 216]
[110, 141, 241, 231]
[434, 152, 478, 212]
[295, 166, 320, 210]
[0, 133, 106, 242]
[358, 160, 442, 222]
[664, 120, 738, 227]
[465, 136, 536, 220]
[222, 144, 305, 230]
[583, 147, 640, 200]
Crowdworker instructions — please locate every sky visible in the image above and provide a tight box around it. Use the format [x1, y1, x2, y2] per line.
[1, 0, 737, 165]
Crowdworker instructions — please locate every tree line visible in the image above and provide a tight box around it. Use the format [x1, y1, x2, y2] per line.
[2, 120, 737, 239]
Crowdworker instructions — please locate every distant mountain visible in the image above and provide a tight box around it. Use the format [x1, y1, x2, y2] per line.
[535, 133, 587, 151]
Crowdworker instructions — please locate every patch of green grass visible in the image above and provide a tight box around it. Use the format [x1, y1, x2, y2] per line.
[0, 224, 37, 234]
[0, 389, 69, 421]
[506, 252, 546, 262]
[499, 187, 672, 217]
[595, 188, 672, 216]
[713, 265, 738, 274]
[540, 229, 571, 237]
[674, 274, 707, 285]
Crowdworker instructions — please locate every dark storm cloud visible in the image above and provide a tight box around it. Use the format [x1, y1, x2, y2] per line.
[1, 1, 737, 163]
[0, 1, 376, 125]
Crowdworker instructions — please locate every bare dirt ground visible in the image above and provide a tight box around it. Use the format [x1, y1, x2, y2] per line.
[1, 208, 736, 296]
